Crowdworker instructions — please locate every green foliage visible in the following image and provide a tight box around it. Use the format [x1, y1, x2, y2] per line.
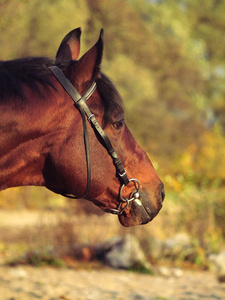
[129, 264, 153, 275]
[1, 0, 224, 188]
[0, 0, 90, 59]
[165, 186, 225, 251]
[8, 250, 65, 267]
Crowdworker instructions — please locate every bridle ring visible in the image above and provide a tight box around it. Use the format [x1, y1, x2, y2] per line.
[119, 178, 141, 203]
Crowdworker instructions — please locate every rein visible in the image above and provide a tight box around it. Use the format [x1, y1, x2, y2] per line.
[49, 66, 140, 215]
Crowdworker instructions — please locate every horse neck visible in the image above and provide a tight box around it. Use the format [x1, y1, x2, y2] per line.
[0, 91, 66, 191]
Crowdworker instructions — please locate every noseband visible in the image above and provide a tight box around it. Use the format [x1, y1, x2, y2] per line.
[49, 66, 140, 215]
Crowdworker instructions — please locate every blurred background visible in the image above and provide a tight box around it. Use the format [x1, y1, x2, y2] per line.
[0, 0, 224, 272]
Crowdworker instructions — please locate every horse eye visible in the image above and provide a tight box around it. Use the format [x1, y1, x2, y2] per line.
[113, 119, 124, 130]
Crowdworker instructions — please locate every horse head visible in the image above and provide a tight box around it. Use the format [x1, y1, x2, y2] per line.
[45, 28, 165, 226]
[0, 28, 165, 227]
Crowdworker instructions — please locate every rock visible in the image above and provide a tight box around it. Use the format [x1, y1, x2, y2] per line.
[209, 251, 225, 282]
[147, 233, 194, 261]
[163, 233, 192, 256]
[104, 234, 151, 270]
[155, 233, 195, 261]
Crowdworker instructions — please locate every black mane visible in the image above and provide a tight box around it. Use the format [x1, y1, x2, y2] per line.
[0, 57, 55, 101]
[0, 57, 123, 123]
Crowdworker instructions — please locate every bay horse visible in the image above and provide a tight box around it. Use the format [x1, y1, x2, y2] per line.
[0, 28, 165, 226]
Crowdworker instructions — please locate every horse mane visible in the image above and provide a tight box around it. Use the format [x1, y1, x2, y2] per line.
[0, 57, 123, 123]
[0, 57, 55, 101]
[96, 73, 124, 123]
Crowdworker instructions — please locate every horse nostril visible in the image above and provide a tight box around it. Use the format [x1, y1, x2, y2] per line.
[161, 186, 166, 202]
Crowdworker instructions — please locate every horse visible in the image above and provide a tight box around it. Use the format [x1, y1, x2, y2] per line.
[0, 28, 165, 227]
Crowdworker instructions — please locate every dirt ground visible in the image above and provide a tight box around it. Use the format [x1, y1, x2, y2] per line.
[0, 210, 224, 300]
[0, 265, 224, 300]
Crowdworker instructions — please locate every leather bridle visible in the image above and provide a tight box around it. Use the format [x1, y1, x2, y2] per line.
[49, 66, 141, 215]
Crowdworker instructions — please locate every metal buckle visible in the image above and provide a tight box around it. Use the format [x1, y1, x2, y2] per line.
[87, 114, 95, 121]
[118, 170, 127, 178]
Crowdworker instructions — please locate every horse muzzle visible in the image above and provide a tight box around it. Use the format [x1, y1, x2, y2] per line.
[118, 184, 165, 227]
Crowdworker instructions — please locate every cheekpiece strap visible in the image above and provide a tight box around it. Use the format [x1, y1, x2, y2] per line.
[48, 65, 130, 200]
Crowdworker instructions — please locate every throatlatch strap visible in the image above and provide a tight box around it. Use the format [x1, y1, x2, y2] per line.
[49, 66, 93, 199]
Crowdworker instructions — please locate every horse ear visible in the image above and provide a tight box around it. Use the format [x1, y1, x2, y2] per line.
[71, 29, 104, 86]
[56, 27, 82, 62]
